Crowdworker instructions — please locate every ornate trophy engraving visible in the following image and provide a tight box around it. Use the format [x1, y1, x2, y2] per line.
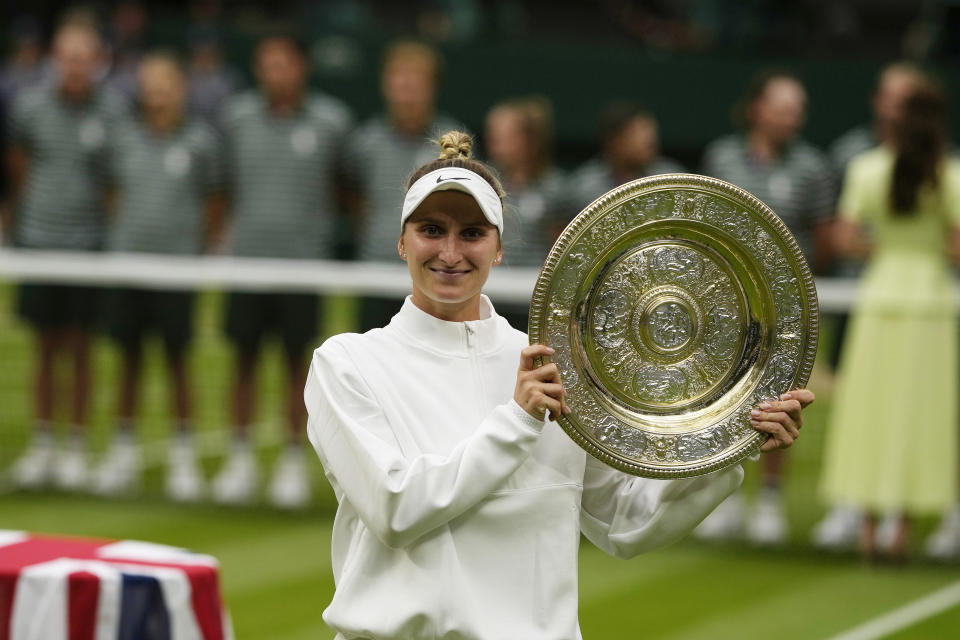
[528, 174, 818, 478]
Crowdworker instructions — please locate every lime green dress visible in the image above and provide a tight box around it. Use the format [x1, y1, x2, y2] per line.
[820, 146, 960, 515]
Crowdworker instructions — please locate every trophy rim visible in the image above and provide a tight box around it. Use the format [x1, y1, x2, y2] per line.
[528, 173, 819, 478]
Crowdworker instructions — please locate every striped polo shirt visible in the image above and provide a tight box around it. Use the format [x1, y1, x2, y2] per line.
[499, 167, 568, 267]
[9, 83, 125, 249]
[221, 91, 353, 259]
[107, 117, 222, 254]
[343, 114, 463, 262]
[700, 134, 835, 264]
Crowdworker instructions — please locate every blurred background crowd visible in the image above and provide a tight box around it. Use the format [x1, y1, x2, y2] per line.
[2, 0, 960, 568]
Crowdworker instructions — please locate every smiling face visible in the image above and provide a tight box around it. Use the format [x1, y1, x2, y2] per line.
[398, 190, 502, 322]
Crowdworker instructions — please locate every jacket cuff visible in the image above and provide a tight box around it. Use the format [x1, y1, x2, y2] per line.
[506, 399, 546, 434]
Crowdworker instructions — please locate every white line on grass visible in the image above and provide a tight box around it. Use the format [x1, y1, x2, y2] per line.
[827, 579, 960, 640]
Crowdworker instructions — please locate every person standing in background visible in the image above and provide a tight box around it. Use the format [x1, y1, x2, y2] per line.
[697, 70, 834, 545]
[343, 40, 462, 332]
[213, 32, 353, 508]
[92, 52, 223, 501]
[482, 96, 566, 329]
[812, 62, 927, 551]
[829, 63, 926, 182]
[820, 82, 959, 561]
[564, 103, 684, 216]
[4, 19, 124, 490]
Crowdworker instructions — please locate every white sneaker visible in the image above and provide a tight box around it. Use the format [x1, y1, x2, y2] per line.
[747, 488, 787, 546]
[695, 491, 746, 541]
[91, 435, 141, 496]
[166, 436, 205, 502]
[268, 446, 310, 509]
[926, 505, 960, 561]
[811, 506, 861, 550]
[9, 437, 54, 489]
[53, 441, 89, 491]
[212, 443, 258, 504]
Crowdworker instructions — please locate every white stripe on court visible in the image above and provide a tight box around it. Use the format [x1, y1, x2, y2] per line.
[827, 579, 960, 640]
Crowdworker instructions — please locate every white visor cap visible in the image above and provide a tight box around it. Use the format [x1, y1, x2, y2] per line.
[400, 167, 504, 236]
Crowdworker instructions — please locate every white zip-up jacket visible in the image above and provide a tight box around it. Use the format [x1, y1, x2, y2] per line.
[305, 295, 743, 640]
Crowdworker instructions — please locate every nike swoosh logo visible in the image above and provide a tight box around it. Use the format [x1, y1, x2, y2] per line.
[436, 175, 470, 183]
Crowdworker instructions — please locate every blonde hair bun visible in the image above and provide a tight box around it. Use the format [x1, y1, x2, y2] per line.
[437, 131, 473, 160]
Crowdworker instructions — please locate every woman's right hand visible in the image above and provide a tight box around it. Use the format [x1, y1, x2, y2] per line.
[515, 344, 571, 422]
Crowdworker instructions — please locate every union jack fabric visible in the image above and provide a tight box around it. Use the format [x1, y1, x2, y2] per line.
[0, 530, 233, 640]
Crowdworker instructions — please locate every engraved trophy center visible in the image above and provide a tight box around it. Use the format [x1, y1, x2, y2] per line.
[583, 241, 749, 414]
[639, 296, 697, 354]
[647, 301, 692, 349]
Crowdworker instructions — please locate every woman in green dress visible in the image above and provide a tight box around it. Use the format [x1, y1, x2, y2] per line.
[820, 81, 960, 559]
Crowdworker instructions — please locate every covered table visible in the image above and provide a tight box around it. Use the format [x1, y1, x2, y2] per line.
[0, 530, 232, 640]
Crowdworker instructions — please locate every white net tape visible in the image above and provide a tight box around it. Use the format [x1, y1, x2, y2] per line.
[0, 248, 862, 312]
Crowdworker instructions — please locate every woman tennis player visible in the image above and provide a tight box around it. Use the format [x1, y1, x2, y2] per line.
[305, 131, 813, 639]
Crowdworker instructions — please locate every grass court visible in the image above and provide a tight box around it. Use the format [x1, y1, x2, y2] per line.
[1, 283, 959, 638]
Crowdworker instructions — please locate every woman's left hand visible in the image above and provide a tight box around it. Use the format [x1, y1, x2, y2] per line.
[751, 389, 815, 452]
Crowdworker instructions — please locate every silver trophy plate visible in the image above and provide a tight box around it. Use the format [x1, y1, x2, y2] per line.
[528, 174, 819, 478]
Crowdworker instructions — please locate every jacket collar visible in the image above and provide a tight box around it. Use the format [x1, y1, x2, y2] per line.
[388, 295, 509, 357]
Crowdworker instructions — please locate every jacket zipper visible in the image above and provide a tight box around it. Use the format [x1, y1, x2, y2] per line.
[464, 324, 490, 414]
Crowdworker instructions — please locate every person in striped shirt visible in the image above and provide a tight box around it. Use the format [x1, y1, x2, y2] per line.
[343, 40, 463, 332]
[90, 52, 223, 501]
[485, 96, 567, 270]
[213, 32, 353, 507]
[483, 96, 567, 330]
[5, 20, 125, 491]
[696, 70, 834, 546]
[563, 103, 685, 218]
